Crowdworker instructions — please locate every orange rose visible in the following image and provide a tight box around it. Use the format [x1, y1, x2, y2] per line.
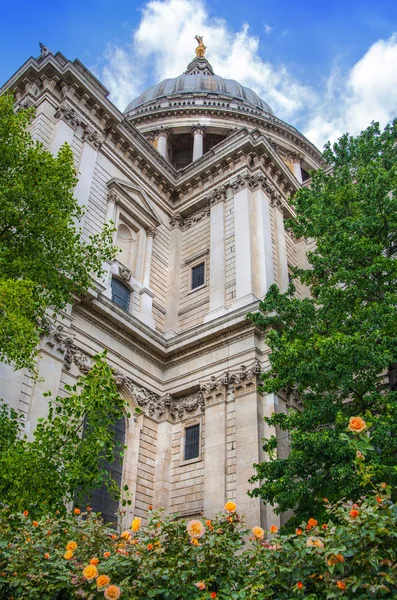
[86, 506, 92, 511]
[148, 505, 153, 510]
[307, 518, 317, 528]
[23, 511, 29, 517]
[83, 565, 98, 580]
[296, 528, 303, 535]
[147, 543, 154, 550]
[323, 498, 329, 503]
[190, 538, 200, 546]
[103, 551, 111, 558]
[33, 521, 38, 527]
[322, 524, 328, 530]
[252, 526, 265, 539]
[376, 497, 383, 504]
[348, 416, 366, 433]
[73, 508, 81, 515]
[211, 593, 217, 599]
[269, 525, 278, 534]
[195, 581, 206, 590]
[120, 531, 131, 540]
[327, 554, 344, 566]
[64, 550, 73, 560]
[297, 582, 303, 589]
[224, 501, 236, 513]
[306, 537, 324, 548]
[337, 581, 346, 590]
[206, 519, 212, 527]
[44, 553, 50, 560]
[97, 575, 111, 588]
[350, 509, 359, 518]
[90, 558, 99, 566]
[66, 541, 77, 552]
[104, 585, 121, 600]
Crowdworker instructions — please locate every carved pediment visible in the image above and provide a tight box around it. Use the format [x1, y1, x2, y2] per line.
[106, 177, 162, 230]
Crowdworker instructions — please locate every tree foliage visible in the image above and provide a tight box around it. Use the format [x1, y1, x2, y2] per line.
[247, 120, 397, 527]
[0, 94, 115, 371]
[0, 353, 129, 517]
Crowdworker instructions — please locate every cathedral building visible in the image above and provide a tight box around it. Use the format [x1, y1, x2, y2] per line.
[0, 39, 324, 529]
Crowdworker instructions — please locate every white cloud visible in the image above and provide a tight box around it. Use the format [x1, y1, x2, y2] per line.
[100, 0, 397, 150]
[101, 0, 315, 122]
[264, 23, 273, 35]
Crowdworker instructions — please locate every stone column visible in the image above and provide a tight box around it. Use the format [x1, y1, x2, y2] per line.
[232, 177, 256, 308]
[101, 190, 119, 300]
[202, 386, 227, 518]
[138, 227, 156, 329]
[292, 156, 303, 184]
[74, 125, 103, 212]
[234, 365, 264, 527]
[205, 189, 227, 322]
[156, 127, 169, 159]
[251, 186, 275, 299]
[154, 419, 174, 513]
[273, 199, 289, 292]
[259, 392, 281, 530]
[49, 103, 80, 155]
[164, 215, 183, 338]
[192, 124, 205, 161]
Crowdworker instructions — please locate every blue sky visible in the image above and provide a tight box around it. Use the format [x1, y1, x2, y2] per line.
[1, 0, 397, 148]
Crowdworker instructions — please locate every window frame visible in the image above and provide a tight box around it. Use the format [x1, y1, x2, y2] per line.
[111, 276, 132, 312]
[179, 418, 202, 465]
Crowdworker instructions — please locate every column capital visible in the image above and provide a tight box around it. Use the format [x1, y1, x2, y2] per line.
[54, 101, 80, 130]
[146, 226, 157, 238]
[82, 124, 104, 149]
[107, 189, 120, 204]
[207, 185, 227, 206]
[154, 126, 171, 139]
[169, 213, 184, 229]
[192, 123, 206, 136]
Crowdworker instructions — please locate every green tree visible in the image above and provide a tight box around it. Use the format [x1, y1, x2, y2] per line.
[0, 93, 115, 371]
[0, 353, 130, 517]
[248, 120, 397, 528]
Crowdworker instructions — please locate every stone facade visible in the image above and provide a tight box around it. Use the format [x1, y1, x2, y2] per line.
[0, 44, 324, 529]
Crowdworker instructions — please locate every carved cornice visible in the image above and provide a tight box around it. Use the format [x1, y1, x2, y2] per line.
[181, 204, 210, 231]
[206, 185, 226, 206]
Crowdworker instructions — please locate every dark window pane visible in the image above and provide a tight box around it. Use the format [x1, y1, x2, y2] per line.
[111, 278, 131, 311]
[79, 416, 126, 525]
[185, 424, 200, 460]
[191, 263, 205, 289]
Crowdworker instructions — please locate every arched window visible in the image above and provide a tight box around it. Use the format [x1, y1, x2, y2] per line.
[111, 277, 131, 311]
[82, 416, 126, 525]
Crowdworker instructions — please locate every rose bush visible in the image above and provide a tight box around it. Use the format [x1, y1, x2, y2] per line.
[1, 419, 396, 599]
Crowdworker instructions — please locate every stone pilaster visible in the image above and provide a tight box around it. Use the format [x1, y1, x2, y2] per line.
[49, 102, 79, 155]
[251, 187, 275, 298]
[137, 227, 156, 329]
[205, 189, 227, 322]
[232, 176, 256, 307]
[272, 199, 289, 292]
[153, 420, 174, 513]
[164, 215, 183, 338]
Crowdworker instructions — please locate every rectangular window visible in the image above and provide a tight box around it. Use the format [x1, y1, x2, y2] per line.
[184, 424, 200, 461]
[191, 262, 205, 290]
[111, 278, 131, 311]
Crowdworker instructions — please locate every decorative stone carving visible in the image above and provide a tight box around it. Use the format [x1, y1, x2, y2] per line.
[54, 102, 80, 129]
[82, 124, 104, 149]
[191, 123, 206, 136]
[181, 204, 210, 231]
[200, 360, 261, 399]
[146, 226, 157, 238]
[63, 344, 92, 373]
[119, 266, 132, 282]
[164, 392, 205, 419]
[107, 189, 119, 204]
[169, 213, 184, 229]
[153, 126, 170, 140]
[38, 42, 51, 60]
[207, 185, 226, 206]
[45, 323, 74, 352]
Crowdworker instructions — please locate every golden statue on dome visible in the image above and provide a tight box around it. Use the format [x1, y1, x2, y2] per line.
[194, 35, 206, 57]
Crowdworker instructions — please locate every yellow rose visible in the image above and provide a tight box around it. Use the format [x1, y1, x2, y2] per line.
[224, 501, 237, 513]
[104, 585, 121, 600]
[186, 520, 206, 539]
[64, 550, 73, 560]
[66, 541, 77, 552]
[82, 565, 98, 580]
[348, 416, 366, 433]
[252, 526, 265, 539]
[131, 517, 141, 532]
[120, 530, 131, 540]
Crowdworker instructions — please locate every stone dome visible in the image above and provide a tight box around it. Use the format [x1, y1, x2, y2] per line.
[123, 56, 274, 116]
